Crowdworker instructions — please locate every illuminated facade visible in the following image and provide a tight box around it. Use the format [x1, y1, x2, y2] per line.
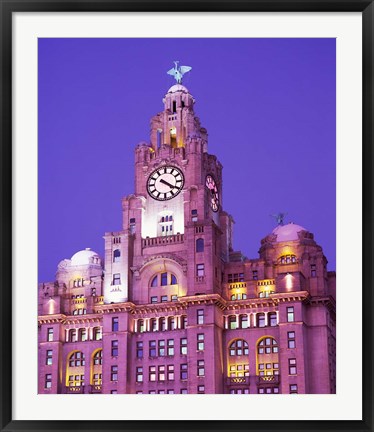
[38, 82, 336, 395]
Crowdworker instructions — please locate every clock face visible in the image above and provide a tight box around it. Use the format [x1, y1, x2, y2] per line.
[147, 166, 185, 201]
[206, 174, 219, 212]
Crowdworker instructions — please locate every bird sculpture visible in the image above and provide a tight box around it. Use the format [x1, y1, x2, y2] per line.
[270, 212, 288, 226]
[167, 61, 192, 84]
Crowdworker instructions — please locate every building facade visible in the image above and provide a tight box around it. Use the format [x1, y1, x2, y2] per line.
[38, 80, 336, 395]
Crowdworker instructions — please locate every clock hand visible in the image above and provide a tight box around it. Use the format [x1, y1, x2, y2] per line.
[160, 178, 175, 189]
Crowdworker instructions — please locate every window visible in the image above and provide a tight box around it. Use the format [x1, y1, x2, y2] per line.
[257, 313, 266, 328]
[69, 351, 85, 367]
[280, 254, 296, 264]
[47, 328, 53, 342]
[197, 360, 205, 377]
[136, 367, 143, 382]
[287, 331, 296, 349]
[149, 340, 156, 357]
[287, 307, 295, 322]
[150, 275, 158, 287]
[167, 339, 174, 356]
[138, 319, 145, 333]
[112, 273, 121, 285]
[136, 341, 143, 358]
[229, 315, 237, 330]
[93, 327, 102, 340]
[151, 318, 157, 332]
[240, 315, 248, 329]
[78, 328, 87, 342]
[196, 264, 205, 277]
[45, 374, 52, 389]
[181, 315, 187, 329]
[196, 238, 204, 253]
[161, 272, 168, 286]
[158, 340, 165, 356]
[228, 273, 244, 283]
[252, 270, 258, 280]
[258, 387, 279, 394]
[91, 287, 96, 296]
[167, 389, 174, 394]
[171, 274, 177, 285]
[180, 364, 188, 380]
[112, 317, 119, 332]
[111, 365, 118, 381]
[191, 209, 198, 222]
[46, 350, 53, 365]
[257, 338, 278, 355]
[67, 374, 85, 387]
[289, 358, 297, 375]
[311, 264, 316, 277]
[197, 334, 204, 351]
[111, 390, 118, 394]
[171, 295, 178, 302]
[229, 364, 250, 378]
[158, 365, 166, 381]
[92, 373, 102, 386]
[290, 384, 298, 394]
[229, 339, 249, 356]
[111, 340, 119, 357]
[197, 385, 205, 394]
[197, 309, 204, 325]
[160, 317, 166, 331]
[113, 249, 121, 262]
[180, 338, 188, 355]
[181, 388, 188, 394]
[167, 365, 175, 381]
[258, 362, 279, 377]
[161, 295, 168, 303]
[169, 317, 176, 330]
[269, 312, 277, 327]
[93, 350, 103, 365]
[149, 366, 156, 382]
[129, 217, 136, 234]
[150, 296, 158, 304]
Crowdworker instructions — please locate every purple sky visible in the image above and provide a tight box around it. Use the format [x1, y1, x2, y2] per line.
[38, 38, 336, 282]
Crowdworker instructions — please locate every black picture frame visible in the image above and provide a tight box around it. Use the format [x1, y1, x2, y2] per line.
[1, 1, 372, 431]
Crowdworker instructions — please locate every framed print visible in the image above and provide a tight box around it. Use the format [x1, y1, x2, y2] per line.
[1, 1, 373, 431]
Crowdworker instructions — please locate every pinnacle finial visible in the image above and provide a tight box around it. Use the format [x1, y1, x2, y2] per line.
[167, 61, 192, 84]
[270, 212, 287, 226]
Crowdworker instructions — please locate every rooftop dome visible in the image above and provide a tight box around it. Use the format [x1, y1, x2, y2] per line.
[167, 84, 189, 94]
[272, 223, 306, 242]
[71, 248, 100, 266]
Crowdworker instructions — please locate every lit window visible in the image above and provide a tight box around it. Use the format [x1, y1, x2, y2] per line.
[92, 373, 102, 386]
[180, 388, 188, 394]
[197, 309, 204, 325]
[289, 358, 297, 375]
[79, 328, 87, 341]
[229, 339, 249, 356]
[111, 365, 118, 381]
[229, 315, 237, 330]
[198, 385, 205, 394]
[287, 307, 295, 322]
[113, 273, 121, 285]
[290, 384, 298, 394]
[167, 339, 174, 356]
[158, 365, 166, 381]
[161, 295, 168, 303]
[196, 238, 204, 253]
[240, 315, 248, 329]
[196, 264, 205, 277]
[191, 209, 198, 222]
[45, 374, 52, 389]
[113, 249, 121, 262]
[150, 296, 158, 304]
[111, 340, 119, 357]
[171, 295, 178, 302]
[93, 327, 102, 340]
[149, 340, 156, 357]
[46, 350, 53, 366]
[136, 341, 143, 358]
[149, 366, 156, 382]
[67, 374, 85, 387]
[287, 331, 296, 349]
[180, 363, 188, 380]
[229, 363, 249, 378]
[197, 334, 205, 351]
[167, 389, 174, 394]
[129, 218, 136, 234]
[47, 328, 54, 342]
[197, 360, 205, 377]
[112, 317, 119, 332]
[180, 338, 188, 355]
[136, 367, 143, 382]
[280, 254, 297, 264]
[138, 319, 145, 333]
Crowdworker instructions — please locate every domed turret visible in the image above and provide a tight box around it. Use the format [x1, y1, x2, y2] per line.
[272, 222, 307, 242]
[70, 248, 101, 266]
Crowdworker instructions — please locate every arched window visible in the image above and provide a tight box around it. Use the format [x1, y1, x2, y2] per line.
[78, 328, 87, 342]
[168, 317, 176, 330]
[93, 327, 102, 341]
[69, 351, 85, 367]
[150, 272, 177, 287]
[151, 318, 157, 332]
[228, 315, 237, 330]
[239, 315, 248, 329]
[269, 312, 277, 327]
[68, 329, 77, 342]
[113, 249, 121, 263]
[93, 349, 102, 365]
[229, 339, 249, 356]
[150, 275, 158, 287]
[138, 319, 145, 333]
[196, 238, 204, 253]
[171, 274, 177, 285]
[181, 315, 187, 329]
[160, 317, 166, 331]
[257, 337, 279, 376]
[280, 254, 297, 264]
[257, 313, 266, 327]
